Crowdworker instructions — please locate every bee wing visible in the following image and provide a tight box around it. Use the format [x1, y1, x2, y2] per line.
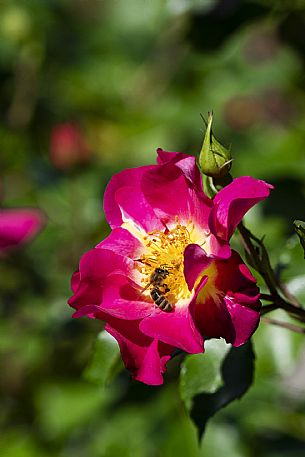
[141, 281, 152, 293]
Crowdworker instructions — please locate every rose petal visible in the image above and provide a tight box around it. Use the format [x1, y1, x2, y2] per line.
[193, 250, 261, 345]
[79, 248, 132, 282]
[213, 250, 260, 295]
[68, 248, 134, 310]
[100, 274, 153, 319]
[141, 163, 211, 228]
[103, 165, 155, 228]
[97, 227, 144, 259]
[205, 233, 231, 259]
[194, 296, 236, 343]
[115, 186, 164, 232]
[105, 323, 173, 385]
[156, 148, 204, 192]
[209, 176, 273, 240]
[140, 304, 204, 354]
[72, 304, 101, 318]
[224, 297, 260, 347]
[184, 244, 212, 291]
[71, 271, 80, 294]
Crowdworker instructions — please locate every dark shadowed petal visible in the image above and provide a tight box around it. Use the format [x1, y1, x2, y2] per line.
[213, 250, 260, 294]
[71, 271, 80, 294]
[209, 176, 273, 240]
[193, 250, 261, 346]
[193, 296, 236, 344]
[72, 304, 102, 318]
[224, 297, 260, 347]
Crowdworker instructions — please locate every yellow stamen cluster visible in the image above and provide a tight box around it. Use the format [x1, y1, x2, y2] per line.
[136, 219, 194, 303]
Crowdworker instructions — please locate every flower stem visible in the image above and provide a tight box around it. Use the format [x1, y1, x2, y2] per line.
[261, 304, 278, 315]
[238, 221, 305, 327]
[262, 317, 305, 334]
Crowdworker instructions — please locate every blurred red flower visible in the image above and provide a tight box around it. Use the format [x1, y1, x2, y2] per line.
[50, 123, 90, 170]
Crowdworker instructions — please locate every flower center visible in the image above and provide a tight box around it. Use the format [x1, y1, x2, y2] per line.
[136, 219, 194, 304]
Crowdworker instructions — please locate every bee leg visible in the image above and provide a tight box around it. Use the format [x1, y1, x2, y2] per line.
[162, 283, 170, 293]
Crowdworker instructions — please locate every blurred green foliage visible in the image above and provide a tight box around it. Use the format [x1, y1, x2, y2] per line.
[1, 0, 305, 455]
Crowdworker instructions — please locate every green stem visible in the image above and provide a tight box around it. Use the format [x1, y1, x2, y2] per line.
[263, 317, 305, 334]
[238, 221, 305, 325]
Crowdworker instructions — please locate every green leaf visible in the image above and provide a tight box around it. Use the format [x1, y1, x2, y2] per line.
[83, 330, 123, 387]
[293, 220, 305, 259]
[187, 340, 255, 440]
[180, 339, 231, 410]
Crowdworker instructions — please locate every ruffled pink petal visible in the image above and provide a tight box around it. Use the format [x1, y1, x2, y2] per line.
[96, 227, 144, 259]
[0, 208, 45, 253]
[99, 274, 153, 319]
[156, 148, 204, 192]
[141, 163, 211, 228]
[105, 323, 173, 385]
[224, 297, 260, 347]
[115, 186, 164, 232]
[184, 244, 212, 291]
[209, 176, 273, 240]
[157, 149, 185, 165]
[103, 165, 155, 228]
[79, 248, 132, 282]
[205, 233, 231, 259]
[68, 279, 104, 310]
[140, 304, 204, 354]
[136, 339, 172, 385]
[68, 248, 133, 311]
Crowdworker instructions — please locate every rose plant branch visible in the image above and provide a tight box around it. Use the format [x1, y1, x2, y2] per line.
[238, 221, 305, 325]
[262, 317, 305, 334]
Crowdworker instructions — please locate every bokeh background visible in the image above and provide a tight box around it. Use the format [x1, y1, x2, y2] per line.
[1, 0, 305, 456]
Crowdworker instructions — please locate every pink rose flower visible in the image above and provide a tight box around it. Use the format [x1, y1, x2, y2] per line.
[0, 208, 45, 255]
[69, 149, 272, 385]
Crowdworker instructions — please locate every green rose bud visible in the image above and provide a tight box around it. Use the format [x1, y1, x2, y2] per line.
[198, 112, 232, 178]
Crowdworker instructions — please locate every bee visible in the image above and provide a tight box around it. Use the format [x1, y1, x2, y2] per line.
[142, 266, 174, 312]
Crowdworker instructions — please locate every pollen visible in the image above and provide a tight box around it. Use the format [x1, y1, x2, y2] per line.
[136, 218, 194, 303]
